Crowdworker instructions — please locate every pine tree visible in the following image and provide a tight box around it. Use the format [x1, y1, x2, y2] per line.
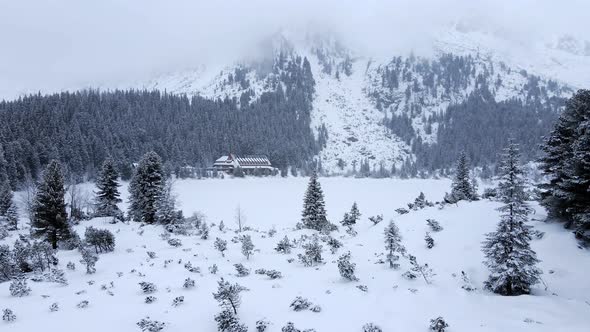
[337, 251, 358, 281]
[31, 160, 71, 249]
[128, 152, 166, 224]
[384, 220, 404, 268]
[539, 89, 590, 238]
[5, 203, 18, 231]
[240, 235, 254, 260]
[449, 151, 476, 202]
[482, 142, 541, 295]
[213, 278, 246, 315]
[341, 202, 361, 226]
[94, 158, 122, 218]
[301, 172, 330, 231]
[0, 181, 13, 216]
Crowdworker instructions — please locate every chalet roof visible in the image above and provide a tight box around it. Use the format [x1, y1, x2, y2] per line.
[213, 154, 272, 168]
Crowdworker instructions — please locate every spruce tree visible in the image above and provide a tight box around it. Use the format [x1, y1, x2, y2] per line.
[539, 90, 590, 240]
[0, 181, 13, 216]
[384, 220, 404, 268]
[31, 160, 71, 249]
[449, 151, 475, 202]
[301, 172, 330, 231]
[95, 158, 122, 218]
[482, 142, 541, 295]
[128, 152, 165, 224]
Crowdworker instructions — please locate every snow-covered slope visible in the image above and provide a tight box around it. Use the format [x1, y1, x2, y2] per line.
[2, 178, 589, 331]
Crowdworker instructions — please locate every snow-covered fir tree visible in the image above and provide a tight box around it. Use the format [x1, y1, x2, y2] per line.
[94, 158, 122, 218]
[337, 251, 358, 281]
[301, 172, 331, 231]
[79, 246, 98, 274]
[341, 202, 361, 227]
[240, 235, 254, 260]
[128, 152, 166, 224]
[0, 180, 13, 216]
[5, 203, 18, 231]
[214, 309, 248, 332]
[482, 141, 541, 295]
[384, 220, 404, 268]
[448, 151, 476, 202]
[298, 237, 324, 267]
[275, 235, 292, 254]
[214, 238, 228, 257]
[31, 160, 71, 249]
[155, 182, 179, 225]
[539, 89, 590, 242]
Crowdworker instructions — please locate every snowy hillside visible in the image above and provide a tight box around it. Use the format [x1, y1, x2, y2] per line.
[109, 27, 585, 174]
[2, 178, 589, 331]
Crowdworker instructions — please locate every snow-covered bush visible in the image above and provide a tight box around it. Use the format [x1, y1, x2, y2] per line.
[183, 278, 195, 289]
[482, 187, 497, 200]
[2, 308, 16, 322]
[337, 251, 358, 281]
[145, 296, 157, 304]
[408, 255, 435, 284]
[234, 263, 250, 277]
[84, 226, 115, 253]
[425, 232, 434, 249]
[218, 220, 225, 232]
[395, 208, 409, 215]
[368, 215, 383, 226]
[77, 300, 89, 309]
[214, 238, 228, 257]
[402, 271, 418, 280]
[214, 309, 247, 332]
[362, 323, 382, 332]
[340, 202, 361, 227]
[298, 237, 323, 267]
[325, 236, 343, 254]
[268, 227, 277, 238]
[184, 261, 200, 273]
[172, 296, 184, 307]
[147, 251, 157, 259]
[49, 303, 59, 312]
[79, 246, 98, 274]
[167, 238, 182, 247]
[265, 270, 282, 279]
[275, 236, 293, 254]
[408, 192, 434, 210]
[356, 285, 368, 292]
[255, 268, 267, 275]
[429, 317, 449, 332]
[9, 278, 31, 297]
[290, 296, 312, 311]
[46, 268, 68, 285]
[66, 261, 76, 270]
[213, 278, 247, 314]
[281, 322, 300, 332]
[139, 281, 157, 294]
[460, 271, 476, 292]
[309, 305, 321, 313]
[137, 317, 166, 332]
[241, 235, 254, 260]
[426, 219, 443, 232]
[256, 319, 270, 332]
[209, 264, 219, 274]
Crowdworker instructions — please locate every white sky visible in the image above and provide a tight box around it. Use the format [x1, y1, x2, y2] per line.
[0, 0, 588, 99]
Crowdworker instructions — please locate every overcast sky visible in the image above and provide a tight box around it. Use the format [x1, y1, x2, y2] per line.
[0, 0, 588, 99]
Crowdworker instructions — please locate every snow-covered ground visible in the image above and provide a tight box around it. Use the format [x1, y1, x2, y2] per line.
[2, 177, 590, 331]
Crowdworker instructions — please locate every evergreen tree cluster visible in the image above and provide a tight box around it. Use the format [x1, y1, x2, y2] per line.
[539, 90, 590, 241]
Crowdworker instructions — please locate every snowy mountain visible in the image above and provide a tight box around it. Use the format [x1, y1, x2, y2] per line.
[113, 26, 586, 174]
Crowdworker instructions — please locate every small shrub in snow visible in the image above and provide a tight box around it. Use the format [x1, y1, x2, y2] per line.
[183, 278, 195, 289]
[325, 236, 343, 254]
[309, 305, 322, 313]
[281, 322, 300, 332]
[290, 296, 312, 311]
[172, 296, 184, 307]
[77, 300, 89, 309]
[255, 268, 267, 275]
[409, 255, 435, 284]
[426, 219, 443, 232]
[45, 268, 68, 285]
[184, 262, 200, 273]
[213, 278, 247, 314]
[275, 236, 293, 254]
[137, 317, 166, 332]
[214, 309, 247, 332]
[147, 251, 157, 259]
[298, 237, 323, 267]
[395, 208, 409, 215]
[66, 261, 76, 270]
[362, 323, 382, 332]
[337, 252, 358, 281]
[425, 232, 434, 249]
[241, 235, 254, 260]
[482, 187, 497, 200]
[402, 271, 418, 280]
[256, 319, 270, 332]
[266, 270, 282, 279]
[214, 238, 228, 257]
[145, 296, 157, 304]
[49, 303, 59, 312]
[429, 317, 449, 332]
[368, 215, 383, 226]
[209, 264, 219, 274]
[9, 278, 31, 297]
[219, 220, 225, 232]
[79, 247, 98, 274]
[268, 227, 277, 238]
[167, 238, 182, 247]
[234, 263, 250, 277]
[139, 281, 157, 294]
[200, 222, 210, 240]
[84, 226, 115, 253]
[2, 308, 15, 322]
[460, 271, 476, 292]
[356, 285, 368, 292]
[345, 226, 358, 237]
